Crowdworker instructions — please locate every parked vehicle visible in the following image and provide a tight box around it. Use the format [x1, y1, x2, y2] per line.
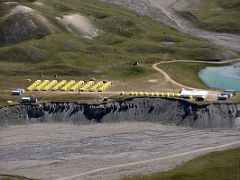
[20, 97, 38, 104]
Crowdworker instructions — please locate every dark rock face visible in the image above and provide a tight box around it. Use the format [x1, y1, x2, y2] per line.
[0, 98, 240, 129]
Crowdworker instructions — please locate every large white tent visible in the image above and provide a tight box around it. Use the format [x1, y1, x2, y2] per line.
[180, 88, 208, 99]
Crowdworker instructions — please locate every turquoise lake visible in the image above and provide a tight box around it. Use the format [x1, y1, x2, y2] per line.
[199, 62, 240, 91]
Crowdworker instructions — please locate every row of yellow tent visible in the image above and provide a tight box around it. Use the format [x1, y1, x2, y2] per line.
[43, 80, 57, 91]
[70, 81, 85, 91]
[26, 80, 42, 91]
[121, 92, 181, 98]
[27, 80, 112, 92]
[80, 81, 94, 92]
[35, 80, 49, 91]
[61, 80, 76, 91]
[89, 81, 103, 92]
[52, 80, 67, 91]
[98, 82, 112, 92]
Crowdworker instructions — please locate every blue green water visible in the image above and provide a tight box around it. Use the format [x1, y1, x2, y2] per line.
[161, 41, 175, 45]
[199, 62, 240, 91]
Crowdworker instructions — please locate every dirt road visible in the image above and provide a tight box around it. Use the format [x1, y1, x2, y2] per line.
[0, 123, 239, 180]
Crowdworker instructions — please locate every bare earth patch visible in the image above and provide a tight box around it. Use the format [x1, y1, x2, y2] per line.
[148, 79, 158, 83]
[56, 14, 102, 38]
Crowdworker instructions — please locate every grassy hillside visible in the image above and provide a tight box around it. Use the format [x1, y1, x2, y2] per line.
[125, 147, 240, 180]
[159, 62, 209, 89]
[0, 0, 234, 81]
[178, 0, 240, 34]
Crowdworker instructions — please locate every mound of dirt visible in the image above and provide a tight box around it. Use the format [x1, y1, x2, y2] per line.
[56, 13, 102, 38]
[0, 5, 53, 46]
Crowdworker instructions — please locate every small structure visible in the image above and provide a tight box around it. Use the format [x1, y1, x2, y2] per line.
[20, 96, 38, 104]
[218, 95, 229, 101]
[89, 77, 96, 81]
[223, 90, 236, 96]
[180, 88, 208, 101]
[11, 90, 21, 96]
[120, 91, 125, 96]
[101, 97, 110, 103]
[221, 92, 233, 98]
[12, 89, 25, 95]
[7, 101, 13, 105]
[16, 89, 25, 94]
[218, 89, 236, 101]
[133, 61, 139, 66]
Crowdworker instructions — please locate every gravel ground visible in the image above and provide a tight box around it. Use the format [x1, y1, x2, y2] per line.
[0, 122, 239, 180]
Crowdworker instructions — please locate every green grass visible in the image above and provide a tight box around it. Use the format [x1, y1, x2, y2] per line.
[178, 0, 240, 34]
[0, 174, 33, 180]
[0, 174, 35, 180]
[124, 147, 240, 180]
[159, 62, 210, 89]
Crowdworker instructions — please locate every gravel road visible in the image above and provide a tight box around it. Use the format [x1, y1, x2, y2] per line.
[0, 122, 239, 180]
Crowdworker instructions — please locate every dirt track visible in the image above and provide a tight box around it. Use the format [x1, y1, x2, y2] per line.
[0, 123, 239, 180]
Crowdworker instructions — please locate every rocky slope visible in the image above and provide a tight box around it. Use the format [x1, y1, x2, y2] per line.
[0, 5, 53, 46]
[0, 3, 101, 46]
[1, 97, 240, 129]
[104, 0, 240, 52]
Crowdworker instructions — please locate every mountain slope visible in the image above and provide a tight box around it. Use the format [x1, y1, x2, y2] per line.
[0, 5, 53, 46]
[104, 0, 240, 52]
[178, 0, 240, 34]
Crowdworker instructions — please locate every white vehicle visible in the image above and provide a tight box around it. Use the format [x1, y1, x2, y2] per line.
[20, 97, 38, 104]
